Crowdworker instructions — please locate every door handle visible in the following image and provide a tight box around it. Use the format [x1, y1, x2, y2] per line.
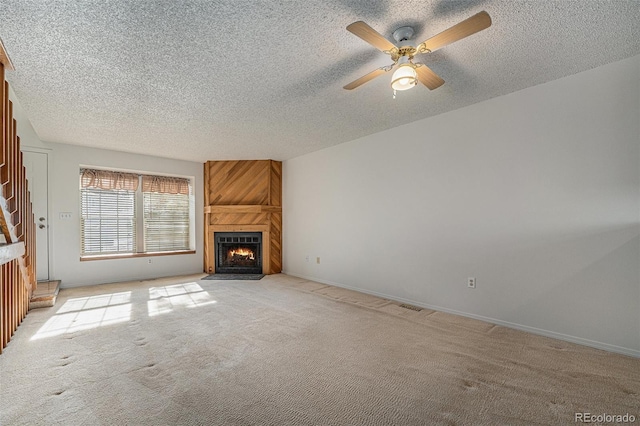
[39, 224, 46, 229]
[39, 217, 46, 222]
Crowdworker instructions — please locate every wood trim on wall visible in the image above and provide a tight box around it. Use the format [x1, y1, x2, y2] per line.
[203, 161, 210, 275]
[203, 160, 282, 275]
[204, 205, 282, 214]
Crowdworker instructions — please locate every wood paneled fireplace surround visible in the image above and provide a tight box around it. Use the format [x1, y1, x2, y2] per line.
[203, 160, 282, 275]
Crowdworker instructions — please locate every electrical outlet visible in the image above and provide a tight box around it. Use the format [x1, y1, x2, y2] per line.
[468, 277, 476, 289]
[316, 257, 320, 264]
[148, 259, 152, 264]
[305, 255, 309, 263]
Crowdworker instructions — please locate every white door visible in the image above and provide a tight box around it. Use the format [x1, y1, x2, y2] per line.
[23, 150, 49, 281]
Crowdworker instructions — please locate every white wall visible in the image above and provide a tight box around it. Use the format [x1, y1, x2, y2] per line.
[10, 86, 44, 149]
[10, 89, 204, 287]
[283, 55, 640, 357]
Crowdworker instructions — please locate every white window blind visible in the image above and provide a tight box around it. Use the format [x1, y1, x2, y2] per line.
[143, 191, 190, 252]
[81, 188, 136, 255]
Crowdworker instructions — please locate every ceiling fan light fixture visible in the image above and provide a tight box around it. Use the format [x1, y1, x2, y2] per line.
[344, 11, 492, 92]
[390, 63, 417, 91]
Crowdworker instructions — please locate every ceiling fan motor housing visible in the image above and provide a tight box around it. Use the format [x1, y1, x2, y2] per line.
[393, 26, 415, 43]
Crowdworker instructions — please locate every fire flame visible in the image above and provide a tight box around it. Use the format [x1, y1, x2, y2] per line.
[229, 248, 255, 260]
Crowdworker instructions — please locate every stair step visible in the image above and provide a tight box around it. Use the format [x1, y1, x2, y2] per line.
[29, 280, 61, 309]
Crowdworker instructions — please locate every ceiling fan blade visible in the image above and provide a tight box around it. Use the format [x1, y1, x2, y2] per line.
[343, 66, 393, 90]
[415, 64, 445, 90]
[347, 21, 397, 53]
[419, 11, 491, 53]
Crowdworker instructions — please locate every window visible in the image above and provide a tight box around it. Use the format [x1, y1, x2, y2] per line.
[81, 187, 136, 254]
[80, 168, 193, 258]
[143, 191, 190, 252]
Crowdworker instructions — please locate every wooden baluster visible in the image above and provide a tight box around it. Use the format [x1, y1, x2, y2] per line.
[0, 62, 4, 354]
[7, 261, 12, 343]
[16, 262, 21, 324]
[3, 265, 7, 352]
[14, 261, 18, 334]
[5, 262, 10, 343]
[13, 135, 21, 238]
[7, 262, 11, 345]
[15, 260, 20, 333]
[4, 263, 9, 349]
[0, 64, 4, 172]
[2, 81, 7, 181]
[12, 259, 17, 332]
[4, 101, 14, 213]
[8, 261, 14, 339]
[1, 263, 5, 352]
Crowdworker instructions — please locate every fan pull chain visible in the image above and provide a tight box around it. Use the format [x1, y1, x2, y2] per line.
[393, 89, 397, 99]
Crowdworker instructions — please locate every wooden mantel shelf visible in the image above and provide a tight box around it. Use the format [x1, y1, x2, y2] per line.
[204, 205, 282, 214]
[0, 242, 25, 266]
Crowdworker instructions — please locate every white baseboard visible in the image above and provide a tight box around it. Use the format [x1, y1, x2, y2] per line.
[283, 271, 640, 359]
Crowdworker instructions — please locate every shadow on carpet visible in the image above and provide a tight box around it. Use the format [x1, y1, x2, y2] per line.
[203, 274, 265, 280]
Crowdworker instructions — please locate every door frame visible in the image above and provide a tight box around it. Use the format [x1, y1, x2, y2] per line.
[21, 146, 54, 281]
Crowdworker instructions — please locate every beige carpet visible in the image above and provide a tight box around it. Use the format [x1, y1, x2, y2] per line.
[1, 273, 638, 425]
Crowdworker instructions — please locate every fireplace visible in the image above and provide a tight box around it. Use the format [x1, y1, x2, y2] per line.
[204, 160, 282, 274]
[214, 232, 262, 274]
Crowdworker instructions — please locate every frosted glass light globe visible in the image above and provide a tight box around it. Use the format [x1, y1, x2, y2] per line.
[391, 64, 417, 91]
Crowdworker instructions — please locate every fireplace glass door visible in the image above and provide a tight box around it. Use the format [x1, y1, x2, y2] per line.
[215, 232, 262, 274]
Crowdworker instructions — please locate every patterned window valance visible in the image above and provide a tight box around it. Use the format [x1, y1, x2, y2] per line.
[80, 169, 139, 191]
[142, 175, 190, 195]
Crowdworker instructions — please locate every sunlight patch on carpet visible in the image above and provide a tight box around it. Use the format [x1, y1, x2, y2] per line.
[147, 282, 217, 317]
[56, 291, 132, 313]
[32, 292, 132, 340]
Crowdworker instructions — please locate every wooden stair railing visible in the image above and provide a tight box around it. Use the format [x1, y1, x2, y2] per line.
[0, 40, 37, 354]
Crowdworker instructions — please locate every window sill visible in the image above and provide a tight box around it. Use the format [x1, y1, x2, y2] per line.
[80, 250, 196, 262]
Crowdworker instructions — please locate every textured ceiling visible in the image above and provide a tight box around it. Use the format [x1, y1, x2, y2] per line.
[0, 1, 638, 163]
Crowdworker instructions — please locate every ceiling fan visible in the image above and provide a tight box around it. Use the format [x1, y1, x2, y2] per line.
[343, 11, 491, 95]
